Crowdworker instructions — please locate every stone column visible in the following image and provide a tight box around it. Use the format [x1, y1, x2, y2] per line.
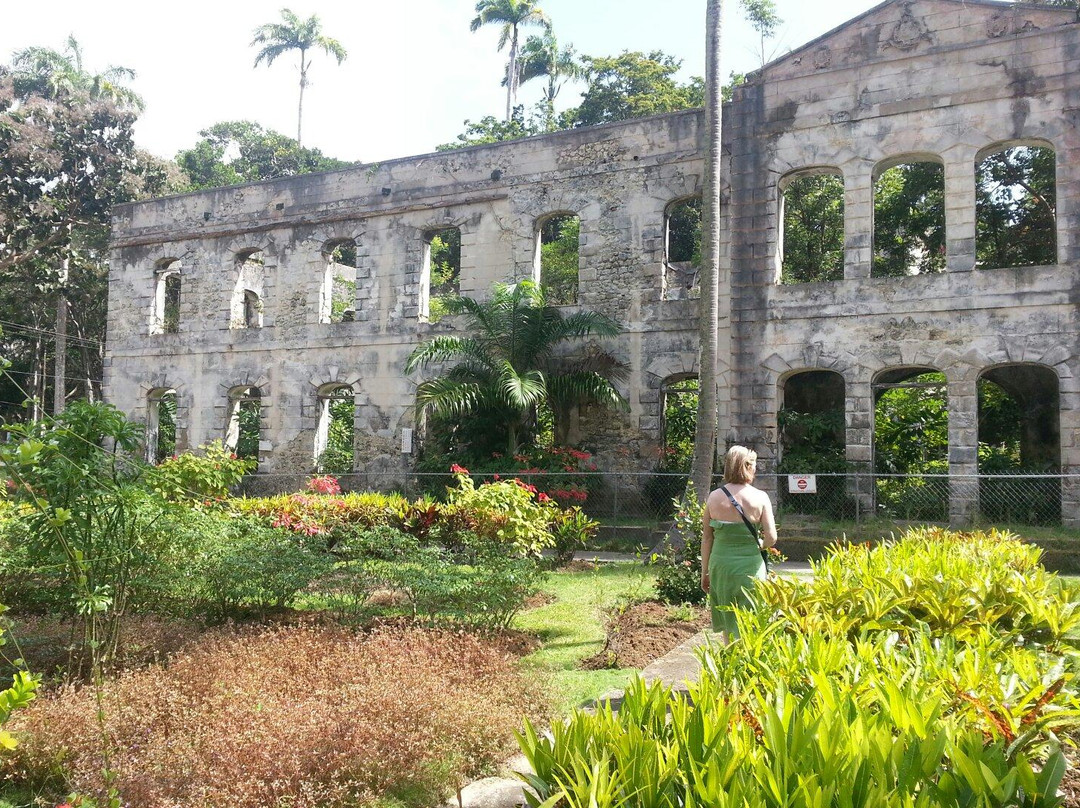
[845, 374, 875, 519]
[842, 159, 874, 280]
[942, 145, 978, 273]
[1059, 364, 1080, 528]
[947, 370, 979, 526]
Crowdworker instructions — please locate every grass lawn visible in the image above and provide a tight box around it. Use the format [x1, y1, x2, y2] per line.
[514, 564, 656, 714]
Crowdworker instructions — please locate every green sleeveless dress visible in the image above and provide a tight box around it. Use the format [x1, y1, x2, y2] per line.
[707, 520, 767, 636]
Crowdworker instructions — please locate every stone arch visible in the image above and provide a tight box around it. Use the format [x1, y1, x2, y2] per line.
[663, 195, 702, 299]
[231, 248, 266, 329]
[151, 258, 183, 335]
[975, 139, 1057, 269]
[533, 209, 582, 305]
[219, 376, 270, 469]
[777, 167, 846, 284]
[321, 237, 359, 324]
[872, 153, 947, 277]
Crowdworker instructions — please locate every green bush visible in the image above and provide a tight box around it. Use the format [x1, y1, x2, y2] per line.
[652, 485, 705, 606]
[522, 527, 1080, 805]
[148, 440, 255, 502]
[547, 507, 600, 567]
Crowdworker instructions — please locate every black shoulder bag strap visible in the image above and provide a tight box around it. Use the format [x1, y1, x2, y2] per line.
[719, 485, 769, 569]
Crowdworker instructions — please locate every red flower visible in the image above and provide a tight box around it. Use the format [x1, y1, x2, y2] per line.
[450, 464, 470, 475]
[537, 492, 551, 503]
[229, 453, 238, 460]
[492, 474, 500, 481]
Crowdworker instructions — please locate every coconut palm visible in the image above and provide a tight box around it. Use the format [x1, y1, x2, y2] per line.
[251, 9, 347, 147]
[517, 30, 582, 131]
[470, 0, 550, 122]
[406, 281, 627, 454]
[691, 0, 725, 497]
[11, 35, 143, 109]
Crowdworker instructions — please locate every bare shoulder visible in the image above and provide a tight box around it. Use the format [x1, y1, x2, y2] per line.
[746, 485, 774, 508]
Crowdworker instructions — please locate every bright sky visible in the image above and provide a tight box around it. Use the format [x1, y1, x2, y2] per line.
[1, 0, 885, 164]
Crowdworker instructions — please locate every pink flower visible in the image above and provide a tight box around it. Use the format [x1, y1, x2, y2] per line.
[307, 475, 342, 495]
[450, 464, 470, 475]
[537, 492, 551, 503]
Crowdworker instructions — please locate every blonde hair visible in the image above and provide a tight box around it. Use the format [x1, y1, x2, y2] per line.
[723, 445, 757, 485]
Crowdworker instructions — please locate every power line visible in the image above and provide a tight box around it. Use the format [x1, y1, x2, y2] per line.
[0, 319, 105, 348]
[1, 368, 103, 385]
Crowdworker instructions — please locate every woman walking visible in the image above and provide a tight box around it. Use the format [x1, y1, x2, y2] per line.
[700, 445, 777, 639]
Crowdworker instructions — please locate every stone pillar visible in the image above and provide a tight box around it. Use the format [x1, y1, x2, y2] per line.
[842, 159, 874, 280]
[947, 371, 979, 526]
[942, 145, 978, 272]
[1059, 365, 1080, 528]
[845, 375, 875, 519]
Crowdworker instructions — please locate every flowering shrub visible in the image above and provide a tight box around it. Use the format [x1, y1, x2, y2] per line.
[148, 440, 254, 502]
[418, 446, 597, 505]
[653, 484, 706, 605]
[234, 491, 405, 545]
[307, 475, 342, 495]
[6, 626, 550, 808]
[446, 469, 558, 557]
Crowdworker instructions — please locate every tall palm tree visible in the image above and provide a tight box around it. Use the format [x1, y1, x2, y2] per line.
[11, 35, 143, 109]
[251, 9, 347, 147]
[406, 281, 627, 454]
[517, 30, 582, 131]
[691, 0, 725, 498]
[470, 0, 550, 122]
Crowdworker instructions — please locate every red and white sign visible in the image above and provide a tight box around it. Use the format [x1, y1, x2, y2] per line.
[787, 474, 818, 494]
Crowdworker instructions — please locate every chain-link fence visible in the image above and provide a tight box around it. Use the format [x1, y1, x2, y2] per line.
[236, 470, 1079, 546]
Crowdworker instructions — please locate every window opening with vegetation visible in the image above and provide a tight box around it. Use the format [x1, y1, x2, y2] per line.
[777, 371, 849, 517]
[976, 145, 1056, 269]
[873, 369, 948, 520]
[153, 260, 182, 335]
[977, 365, 1060, 525]
[322, 240, 357, 324]
[537, 214, 580, 305]
[226, 387, 262, 469]
[315, 385, 355, 474]
[146, 389, 177, 464]
[872, 162, 946, 277]
[664, 197, 702, 298]
[423, 227, 461, 322]
[231, 249, 265, 329]
[645, 376, 698, 513]
[780, 173, 845, 284]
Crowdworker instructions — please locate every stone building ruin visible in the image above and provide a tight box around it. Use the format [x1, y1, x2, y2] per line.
[105, 0, 1080, 524]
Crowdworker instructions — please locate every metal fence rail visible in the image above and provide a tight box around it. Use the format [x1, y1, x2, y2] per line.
[236, 470, 1080, 536]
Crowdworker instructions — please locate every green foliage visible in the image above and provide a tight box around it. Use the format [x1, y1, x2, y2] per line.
[777, 408, 846, 473]
[447, 472, 558, 556]
[548, 507, 599, 567]
[175, 121, 351, 190]
[875, 373, 948, 474]
[0, 605, 37, 752]
[561, 51, 704, 128]
[407, 280, 626, 455]
[653, 485, 706, 606]
[437, 110, 538, 151]
[148, 440, 255, 502]
[781, 174, 845, 283]
[523, 528, 1080, 806]
[539, 215, 580, 305]
[427, 228, 461, 322]
[873, 163, 946, 277]
[665, 198, 701, 268]
[976, 146, 1057, 269]
[316, 395, 355, 474]
[153, 394, 177, 464]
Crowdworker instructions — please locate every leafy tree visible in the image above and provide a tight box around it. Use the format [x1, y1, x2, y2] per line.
[873, 163, 946, 278]
[317, 394, 355, 474]
[662, 378, 699, 472]
[874, 373, 949, 475]
[406, 281, 626, 454]
[561, 51, 704, 128]
[11, 35, 143, 110]
[176, 120, 352, 190]
[539, 215, 579, 305]
[781, 174, 845, 283]
[428, 228, 461, 321]
[517, 30, 582, 132]
[437, 110, 537, 151]
[251, 8, 348, 146]
[740, 0, 783, 65]
[975, 146, 1056, 269]
[470, 0, 550, 123]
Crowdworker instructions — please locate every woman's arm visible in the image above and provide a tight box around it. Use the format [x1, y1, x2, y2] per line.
[700, 500, 714, 593]
[759, 494, 778, 549]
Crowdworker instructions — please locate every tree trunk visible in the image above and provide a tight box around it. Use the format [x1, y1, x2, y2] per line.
[53, 258, 69, 415]
[506, 27, 519, 122]
[298, 50, 307, 146]
[690, 0, 725, 500]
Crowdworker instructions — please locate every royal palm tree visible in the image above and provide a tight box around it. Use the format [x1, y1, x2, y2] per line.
[517, 30, 582, 131]
[470, 0, 550, 122]
[11, 35, 143, 109]
[406, 281, 627, 454]
[691, 0, 725, 498]
[251, 9, 347, 147]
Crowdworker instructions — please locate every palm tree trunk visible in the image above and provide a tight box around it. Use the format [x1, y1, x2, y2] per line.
[297, 50, 307, 146]
[691, 0, 725, 500]
[506, 27, 519, 122]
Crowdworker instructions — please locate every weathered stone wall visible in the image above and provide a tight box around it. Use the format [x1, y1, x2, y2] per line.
[105, 0, 1080, 523]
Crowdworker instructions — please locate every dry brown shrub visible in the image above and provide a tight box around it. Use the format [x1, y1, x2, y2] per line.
[4, 625, 550, 808]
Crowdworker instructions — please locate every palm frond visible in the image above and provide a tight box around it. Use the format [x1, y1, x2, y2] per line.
[414, 378, 484, 420]
[497, 362, 546, 410]
[405, 335, 495, 374]
[548, 310, 622, 341]
[547, 371, 629, 412]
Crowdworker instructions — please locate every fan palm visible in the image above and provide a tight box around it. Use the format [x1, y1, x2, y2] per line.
[251, 9, 347, 147]
[406, 281, 628, 454]
[11, 35, 143, 109]
[517, 30, 582, 131]
[470, 0, 550, 122]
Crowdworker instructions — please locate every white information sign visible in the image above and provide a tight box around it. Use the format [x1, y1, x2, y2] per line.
[787, 474, 818, 494]
[401, 428, 414, 455]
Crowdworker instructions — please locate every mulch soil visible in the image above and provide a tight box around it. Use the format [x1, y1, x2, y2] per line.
[582, 600, 708, 670]
[1061, 745, 1080, 806]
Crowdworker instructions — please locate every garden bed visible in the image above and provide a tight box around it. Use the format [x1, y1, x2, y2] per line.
[582, 600, 707, 670]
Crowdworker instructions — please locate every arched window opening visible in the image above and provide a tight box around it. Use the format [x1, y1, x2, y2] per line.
[645, 375, 698, 513]
[873, 368, 948, 520]
[778, 371, 849, 516]
[231, 249, 265, 329]
[872, 161, 946, 277]
[152, 260, 182, 335]
[536, 214, 580, 305]
[315, 385, 355, 474]
[322, 240, 357, 324]
[978, 365, 1060, 525]
[226, 386, 262, 470]
[976, 145, 1057, 269]
[146, 388, 177, 464]
[420, 227, 461, 322]
[780, 172, 845, 284]
[664, 198, 702, 299]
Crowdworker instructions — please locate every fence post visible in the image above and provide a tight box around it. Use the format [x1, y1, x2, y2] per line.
[613, 473, 620, 527]
[855, 474, 861, 524]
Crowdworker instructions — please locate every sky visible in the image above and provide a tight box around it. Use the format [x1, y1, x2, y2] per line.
[0, 0, 886, 164]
